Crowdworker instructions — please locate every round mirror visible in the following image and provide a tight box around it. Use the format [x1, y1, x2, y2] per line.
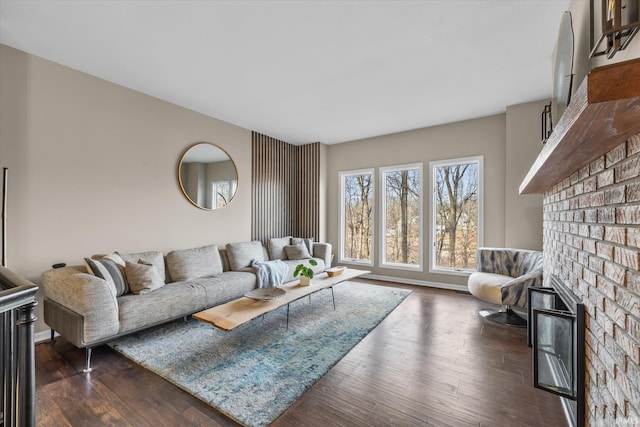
[178, 142, 238, 210]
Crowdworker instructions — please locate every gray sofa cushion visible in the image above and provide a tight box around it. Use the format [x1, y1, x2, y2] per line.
[285, 242, 311, 260]
[166, 244, 223, 281]
[268, 236, 292, 260]
[120, 250, 166, 283]
[188, 272, 257, 307]
[118, 281, 207, 334]
[225, 241, 265, 271]
[124, 260, 165, 295]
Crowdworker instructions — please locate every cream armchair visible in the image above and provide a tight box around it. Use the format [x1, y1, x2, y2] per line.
[467, 247, 543, 327]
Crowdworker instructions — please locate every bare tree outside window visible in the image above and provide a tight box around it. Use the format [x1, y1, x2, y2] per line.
[432, 158, 482, 271]
[341, 171, 374, 262]
[382, 165, 421, 268]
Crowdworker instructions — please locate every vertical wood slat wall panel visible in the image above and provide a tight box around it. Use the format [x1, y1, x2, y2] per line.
[296, 143, 320, 240]
[251, 132, 319, 244]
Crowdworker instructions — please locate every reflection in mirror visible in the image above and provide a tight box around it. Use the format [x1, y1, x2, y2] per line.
[178, 143, 238, 210]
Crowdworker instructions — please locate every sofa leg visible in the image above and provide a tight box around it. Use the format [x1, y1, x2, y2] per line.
[479, 305, 527, 328]
[82, 347, 93, 373]
[50, 328, 55, 342]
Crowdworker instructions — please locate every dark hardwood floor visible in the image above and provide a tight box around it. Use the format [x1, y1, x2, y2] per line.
[35, 279, 567, 426]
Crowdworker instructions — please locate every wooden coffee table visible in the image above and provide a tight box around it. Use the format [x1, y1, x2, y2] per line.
[193, 268, 369, 331]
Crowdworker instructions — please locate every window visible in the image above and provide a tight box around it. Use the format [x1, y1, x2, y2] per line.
[339, 169, 374, 264]
[212, 180, 236, 209]
[380, 164, 422, 270]
[430, 156, 483, 274]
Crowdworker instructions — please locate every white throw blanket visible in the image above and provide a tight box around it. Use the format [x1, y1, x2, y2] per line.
[251, 259, 288, 288]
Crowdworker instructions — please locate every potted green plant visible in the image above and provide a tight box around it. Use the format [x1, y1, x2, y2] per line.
[293, 259, 317, 286]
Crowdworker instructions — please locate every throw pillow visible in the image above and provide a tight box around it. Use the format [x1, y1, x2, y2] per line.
[166, 244, 223, 282]
[292, 237, 314, 255]
[124, 260, 165, 295]
[84, 255, 128, 297]
[119, 250, 166, 283]
[225, 241, 265, 271]
[284, 242, 311, 260]
[267, 236, 292, 260]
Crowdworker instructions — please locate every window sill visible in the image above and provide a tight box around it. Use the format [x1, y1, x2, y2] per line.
[380, 263, 423, 272]
[339, 259, 373, 267]
[429, 268, 473, 277]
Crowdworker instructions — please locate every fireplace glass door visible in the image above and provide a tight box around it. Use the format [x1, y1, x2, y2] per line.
[533, 308, 576, 399]
[528, 287, 562, 346]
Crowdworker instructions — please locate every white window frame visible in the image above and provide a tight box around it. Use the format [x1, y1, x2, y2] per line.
[339, 168, 375, 266]
[429, 156, 484, 276]
[379, 163, 423, 272]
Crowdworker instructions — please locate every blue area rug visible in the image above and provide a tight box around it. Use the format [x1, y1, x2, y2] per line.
[108, 282, 410, 427]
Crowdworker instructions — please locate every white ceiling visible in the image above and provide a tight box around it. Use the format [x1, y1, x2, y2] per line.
[0, 0, 571, 145]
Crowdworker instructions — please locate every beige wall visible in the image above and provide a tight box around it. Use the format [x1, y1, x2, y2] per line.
[505, 100, 547, 250]
[326, 115, 507, 288]
[0, 45, 253, 334]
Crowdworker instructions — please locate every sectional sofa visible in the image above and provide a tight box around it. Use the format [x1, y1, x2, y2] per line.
[41, 237, 332, 372]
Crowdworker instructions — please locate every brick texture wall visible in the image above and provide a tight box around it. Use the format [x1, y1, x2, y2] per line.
[543, 133, 640, 426]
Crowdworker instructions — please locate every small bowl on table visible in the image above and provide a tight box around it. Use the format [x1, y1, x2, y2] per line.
[326, 267, 346, 277]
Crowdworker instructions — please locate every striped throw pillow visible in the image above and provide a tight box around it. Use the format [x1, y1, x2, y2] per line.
[84, 256, 128, 296]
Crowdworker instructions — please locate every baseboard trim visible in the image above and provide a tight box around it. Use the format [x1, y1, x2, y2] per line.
[362, 274, 469, 293]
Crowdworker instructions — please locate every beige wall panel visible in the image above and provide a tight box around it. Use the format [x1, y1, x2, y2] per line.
[505, 100, 546, 250]
[0, 45, 252, 334]
[326, 115, 507, 287]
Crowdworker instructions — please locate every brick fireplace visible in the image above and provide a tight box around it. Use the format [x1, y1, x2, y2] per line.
[542, 133, 640, 425]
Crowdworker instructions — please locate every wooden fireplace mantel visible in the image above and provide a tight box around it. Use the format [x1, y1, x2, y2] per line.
[519, 58, 640, 194]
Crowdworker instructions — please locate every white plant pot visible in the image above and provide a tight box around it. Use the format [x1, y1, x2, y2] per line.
[299, 276, 311, 286]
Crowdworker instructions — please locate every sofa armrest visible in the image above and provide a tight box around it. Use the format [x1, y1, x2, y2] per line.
[313, 243, 333, 269]
[41, 266, 120, 345]
[500, 270, 543, 308]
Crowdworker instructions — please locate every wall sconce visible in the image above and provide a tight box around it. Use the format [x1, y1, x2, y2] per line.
[541, 103, 553, 144]
[590, 0, 640, 58]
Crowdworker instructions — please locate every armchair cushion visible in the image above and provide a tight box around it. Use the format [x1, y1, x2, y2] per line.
[467, 272, 512, 305]
[469, 247, 543, 309]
